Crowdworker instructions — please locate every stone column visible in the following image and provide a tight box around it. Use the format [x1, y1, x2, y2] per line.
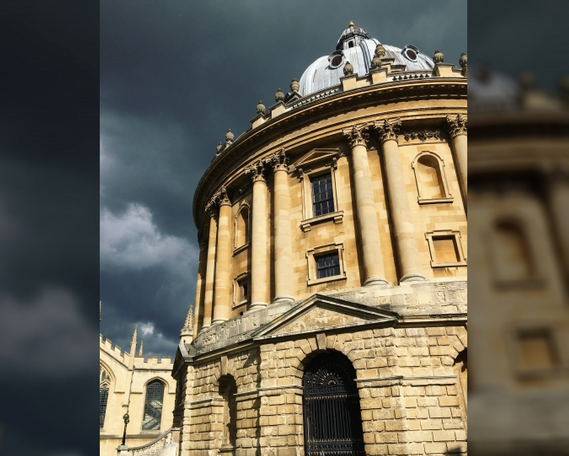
[446, 114, 467, 205]
[212, 187, 232, 324]
[545, 169, 569, 289]
[343, 124, 388, 286]
[270, 150, 295, 303]
[375, 118, 425, 282]
[246, 160, 270, 311]
[192, 232, 208, 335]
[201, 207, 218, 328]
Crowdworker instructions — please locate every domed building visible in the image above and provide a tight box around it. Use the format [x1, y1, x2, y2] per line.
[172, 23, 467, 456]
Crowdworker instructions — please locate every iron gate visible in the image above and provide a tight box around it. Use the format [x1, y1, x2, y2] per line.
[303, 352, 365, 456]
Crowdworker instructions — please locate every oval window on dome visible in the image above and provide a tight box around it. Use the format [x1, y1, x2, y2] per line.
[328, 51, 344, 69]
[403, 44, 419, 62]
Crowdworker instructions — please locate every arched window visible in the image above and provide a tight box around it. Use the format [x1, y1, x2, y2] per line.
[493, 219, 534, 282]
[235, 205, 250, 249]
[100, 366, 111, 429]
[412, 152, 452, 203]
[303, 352, 365, 456]
[142, 380, 165, 430]
[219, 375, 237, 449]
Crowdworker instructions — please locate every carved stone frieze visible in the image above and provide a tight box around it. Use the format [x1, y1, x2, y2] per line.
[403, 130, 441, 142]
[374, 118, 402, 143]
[343, 123, 370, 148]
[446, 114, 467, 138]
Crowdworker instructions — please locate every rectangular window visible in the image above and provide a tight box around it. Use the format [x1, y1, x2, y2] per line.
[425, 230, 467, 268]
[316, 252, 341, 279]
[311, 173, 335, 216]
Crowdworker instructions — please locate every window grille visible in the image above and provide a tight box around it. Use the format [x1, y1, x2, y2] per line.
[99, 386, 109, 428]
[316, 252, 341, 279]
[303, 352, 365, 456]
[100, 366, 111, 428]
[311, 174, 335, 216]
[142, 380, 165, 430]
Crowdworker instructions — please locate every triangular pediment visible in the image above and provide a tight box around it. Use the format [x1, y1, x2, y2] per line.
[252, 294, 398, 340]
[293, 148, 340, 170]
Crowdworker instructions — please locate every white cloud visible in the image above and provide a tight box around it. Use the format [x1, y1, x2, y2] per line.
[100, 203, 197, 271]
[139, 322, 155, 336]
[0, 287, 97, 377]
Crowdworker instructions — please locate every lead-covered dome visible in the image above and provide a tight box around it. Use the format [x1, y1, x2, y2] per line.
[299, 22, 435, 96]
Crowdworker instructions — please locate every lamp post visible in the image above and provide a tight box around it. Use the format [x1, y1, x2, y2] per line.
[117, 412, 130, 453]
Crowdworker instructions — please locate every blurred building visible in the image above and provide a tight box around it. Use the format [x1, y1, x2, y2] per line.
[100, 326, 177, 456]
[170, 23, 467, 456]
[469, 66, 569, 455]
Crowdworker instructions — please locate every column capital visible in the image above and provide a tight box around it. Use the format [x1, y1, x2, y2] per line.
[373, 118, 401, 143]
[445, 114, 467, 138]
[205, 186, 231, 217]
[245, 159, 268, 183]
[268, 149, 289, 173]
[343, 123, 370, 148]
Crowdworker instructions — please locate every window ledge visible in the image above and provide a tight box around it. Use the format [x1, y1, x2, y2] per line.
[308, 273, 347, 287]
[418, 197, 454, 205]
[431, 261, 467, 268]
[233, 242, 250, 256]
[232, 299, 249, 309]
[300, 211, 344, 232]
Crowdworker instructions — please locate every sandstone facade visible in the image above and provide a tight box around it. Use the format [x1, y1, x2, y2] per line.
[173, 23, 467, 456]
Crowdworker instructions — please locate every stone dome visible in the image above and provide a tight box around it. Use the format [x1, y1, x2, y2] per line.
[299, 23, 435, 96]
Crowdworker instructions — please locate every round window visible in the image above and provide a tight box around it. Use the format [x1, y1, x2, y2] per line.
[405, 49, 417, 60]
[331, 55, 343, 67]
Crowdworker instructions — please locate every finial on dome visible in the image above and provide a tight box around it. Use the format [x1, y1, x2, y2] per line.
[371, 43, 386, 70]
[275, 88, 285, 103]
[343, 61, 354, 76]
[433, 49, 444, 64]
[348, 21, 354, 28]
[216, 141, 223, 154]
[256, 100, 266, 115]
[290, 78, 300, 93]
[459, 52, 467, 76]
[225, 129, 234, 145]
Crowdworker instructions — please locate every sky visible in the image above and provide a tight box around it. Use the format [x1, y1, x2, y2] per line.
[99, 0, 468, 360]
[1, 1, 567, 455]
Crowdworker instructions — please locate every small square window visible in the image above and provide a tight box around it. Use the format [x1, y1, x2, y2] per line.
[233, 273, 250, 307]
[311, 173, 335, 216]
[316, 252, 341, 279]
[425, 230, 466, 268]
[306, 243, 347, 286]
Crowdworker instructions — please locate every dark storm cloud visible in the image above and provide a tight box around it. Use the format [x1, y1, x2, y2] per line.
[99, 0, 467, 358]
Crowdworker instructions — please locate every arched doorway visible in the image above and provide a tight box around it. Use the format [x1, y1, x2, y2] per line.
[303, 352, 365, 456]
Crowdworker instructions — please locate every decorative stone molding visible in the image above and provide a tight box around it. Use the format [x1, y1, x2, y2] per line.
[268, 149, 289, 173]
[343, 123, 370, 148]
[374, 118, 402, 143]
[245, 159, 267, 183]
[205, 186, 231, 216]
[403, 129, 441, 141]
[446, 114, 467, 138]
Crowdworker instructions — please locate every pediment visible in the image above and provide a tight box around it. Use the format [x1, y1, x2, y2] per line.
[252, 294, 398, 340]
[293, 148, 340, 170]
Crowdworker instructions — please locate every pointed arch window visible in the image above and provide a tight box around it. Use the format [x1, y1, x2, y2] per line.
[142, 380, 165, 430]
[100, 366, 111, 429]
[412, 152, 453, 204]
[303, 352, 365, 456]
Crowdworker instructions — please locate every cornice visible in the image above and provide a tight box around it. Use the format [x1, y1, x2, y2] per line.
[193, 77, 467, 228]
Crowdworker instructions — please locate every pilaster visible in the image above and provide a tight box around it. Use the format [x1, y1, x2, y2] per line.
[446, 114, 467, 206]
